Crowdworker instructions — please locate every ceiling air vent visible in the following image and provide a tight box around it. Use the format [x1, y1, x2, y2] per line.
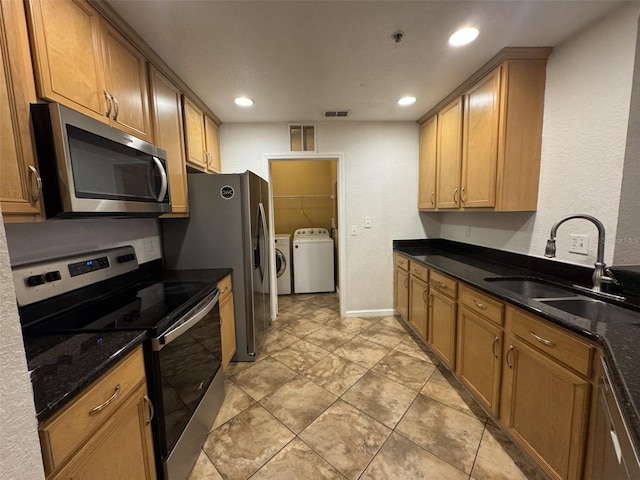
[323, 110, 350, 118]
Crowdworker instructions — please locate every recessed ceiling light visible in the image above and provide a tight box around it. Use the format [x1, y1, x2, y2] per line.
[234, 96, 254, 107]
[398, 96, 417, 106]
[448, 27, 480, 47]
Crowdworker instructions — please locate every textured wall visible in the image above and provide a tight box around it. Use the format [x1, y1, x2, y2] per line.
[439, 3, 639, 268]
[0, 210, 46, 480]
[221, 122, 437, 315]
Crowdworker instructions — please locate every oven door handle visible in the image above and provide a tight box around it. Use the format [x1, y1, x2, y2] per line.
[152, 290, 220, 351]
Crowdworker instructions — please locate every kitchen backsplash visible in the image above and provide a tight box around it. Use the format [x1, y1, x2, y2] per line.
[4, 218, 162, 266]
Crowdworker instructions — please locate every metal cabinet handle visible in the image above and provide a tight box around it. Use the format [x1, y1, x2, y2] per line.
[473, 299, 487, 310]
[143, 394, 155, 425]
[492, 336, 499, 359]
[88, 384, 121, 415]
[453, 188, 459, 204]
[428, 292, 433, 308]
[530, 331, 556, 348]
[403, 277, 409, 288]
[429, 191, 435, 206]
[112, 95, 120, 121]
[28, 166, 42, 203]
[414, 268, 421, 275]
[104, 90, 112, 117]
[506, 345, 514, 368]
[461, 187, 466, 203]
[422, 289, 428, 303]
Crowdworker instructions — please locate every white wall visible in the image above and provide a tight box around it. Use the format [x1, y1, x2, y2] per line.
[0, 211, 46, 480]
[439, 3, 639, 268]
[221, 122, 437, 315]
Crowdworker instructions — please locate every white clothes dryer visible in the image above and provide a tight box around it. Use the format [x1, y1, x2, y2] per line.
[292, 228, 334, 294]
[274, 234, 292, 295]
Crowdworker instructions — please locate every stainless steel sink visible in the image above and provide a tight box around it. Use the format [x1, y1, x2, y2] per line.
[484, 277, 579, 299]
[538, 298, 640, 324]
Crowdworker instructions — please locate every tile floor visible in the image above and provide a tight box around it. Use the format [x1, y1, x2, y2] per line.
[188, 293, 548, 480]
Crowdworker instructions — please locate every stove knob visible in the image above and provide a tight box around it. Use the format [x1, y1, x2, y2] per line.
[45, 271, 61, 282]
[26, 274, 45, 287]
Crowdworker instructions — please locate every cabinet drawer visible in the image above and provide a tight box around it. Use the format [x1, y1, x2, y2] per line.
[218, 274, 232, 300]
[459, 285, 504, 326]
[509, 308, 594, 377]
[39, 346, 145, 474]
[395, 253, 409, 271]
[409, 261, 429, 282]
[430, 270, 458, 299]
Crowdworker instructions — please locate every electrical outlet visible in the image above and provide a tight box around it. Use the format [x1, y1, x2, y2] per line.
[351, 225, 358, 236]
[364, 217, 372, 229]
[569, 234, 589, 255]
[465, 226, 471, 237]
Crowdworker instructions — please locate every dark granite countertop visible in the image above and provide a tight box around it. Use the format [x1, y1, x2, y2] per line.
[394, 239, 640, 450]
[23, 266, 233, 424]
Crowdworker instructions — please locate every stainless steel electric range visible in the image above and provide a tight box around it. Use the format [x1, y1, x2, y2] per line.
[15, 246, 225, 480]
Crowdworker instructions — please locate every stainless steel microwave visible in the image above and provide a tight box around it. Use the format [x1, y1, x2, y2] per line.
[31, 103, 170, 217]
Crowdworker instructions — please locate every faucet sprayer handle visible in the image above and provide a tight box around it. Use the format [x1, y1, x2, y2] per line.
[544, 239, 557, 258]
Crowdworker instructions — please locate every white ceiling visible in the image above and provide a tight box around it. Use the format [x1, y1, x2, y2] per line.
[108, 0, 625, 123]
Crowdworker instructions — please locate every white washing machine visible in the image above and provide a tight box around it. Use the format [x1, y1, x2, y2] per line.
[274, 234, 292, 295]
[293, 228, 335, 294]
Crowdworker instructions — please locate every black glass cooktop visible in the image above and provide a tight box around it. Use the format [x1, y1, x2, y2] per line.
[25, 280, 215, 337]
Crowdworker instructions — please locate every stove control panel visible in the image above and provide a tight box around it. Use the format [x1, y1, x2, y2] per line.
[12, 246, 139, 307]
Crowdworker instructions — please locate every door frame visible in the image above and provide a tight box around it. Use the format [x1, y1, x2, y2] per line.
[265, 153, 346, 318]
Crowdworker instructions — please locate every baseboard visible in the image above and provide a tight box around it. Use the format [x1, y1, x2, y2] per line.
[344, 308, 395, 318]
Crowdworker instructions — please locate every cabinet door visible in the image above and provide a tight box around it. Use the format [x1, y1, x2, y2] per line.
[183, 98, 207, 171]
[418, 116, 437, 209]
[205, 116, 221, 173]
[0, 0, 44, 221]
[461, 67, 500, 208]
[149, 66, 189, 216]
[409, 275, 428, 340]
[394, 267, 409, 322]
[26, 0, 108, 123]
[500, 337, 590, 480]
[53, 384, 156, 480]
[220, 290, 236, 369]
[456, 306, 502, 415]
[428, 289, 457, 368]
[102, 23, 151, 142]
[435, 97, 463, 209]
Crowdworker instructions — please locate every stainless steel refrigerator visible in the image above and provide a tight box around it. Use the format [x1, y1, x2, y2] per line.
[162, 170, 271, 361]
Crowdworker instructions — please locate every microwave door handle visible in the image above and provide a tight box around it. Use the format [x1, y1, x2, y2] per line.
[152, 156, 168, 202]
[152, 290, 220, 350]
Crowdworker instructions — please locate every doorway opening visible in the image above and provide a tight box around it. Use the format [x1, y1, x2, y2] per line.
[267, 156, 345, 318]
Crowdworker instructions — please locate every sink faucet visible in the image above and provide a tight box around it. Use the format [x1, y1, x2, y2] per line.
[544, 214, 619, 292]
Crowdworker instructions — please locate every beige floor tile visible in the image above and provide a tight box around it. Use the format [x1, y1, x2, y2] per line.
[372, 349, 437, 391]
[310, 306, 341, 323]
[188, 449, 223, 480]
[360, 432, 468, 480]
[203, 404, 294, 480]
[471, 423, 548, 480]
[282, 317, 325, 337]
[333, 336, 391, 369]
[420, 365, 488, 422]
[211, 380, 254, 430]
[303, 353, 368, 396]
[393, 336, 440, 365]
[251, 439, 346, 480]
[309, 293, 340, 308]
[342, 371, 417, 429]
[302, 325, 355, 351]
[270, 339, 331, 372]
[358, 322, 409, 348]
[230, 356, 298, 401]
[377, 315, 410, 332]
[396, 394, 485, 474]
[260, 376, 337, 433]
[324, 316, 375, 336]
[299, 400, 391, 480]
[224, 355, 267, 378]
[259, 328, 300, 355]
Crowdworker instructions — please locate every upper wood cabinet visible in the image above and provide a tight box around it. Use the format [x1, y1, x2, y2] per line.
[26, 0, 152, 142]
[420, 48, 551, 212]
[183, 97, 220, 173]
[204, 116, 221, 174]
[149, 65, 189, 216]
[0, 0, 45, 222]
[417, 116, 437, 210]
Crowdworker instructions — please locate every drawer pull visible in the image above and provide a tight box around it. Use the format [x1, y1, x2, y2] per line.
[414, 268, 421, 275]
[473, 299, 487, 310]
[144, 395, 155, 425]
[88, 384, 121, 415]
[530, 331, 556, 348]
[492, 336, 499, 358]
[435, 281, 447, 289]
[506, 345, 514, 368]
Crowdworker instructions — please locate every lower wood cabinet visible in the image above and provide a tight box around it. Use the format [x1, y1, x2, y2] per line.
[38, 346, 155, 480]
[408, 275, 429, 341]
[218, 274, 236, 369]
[393, 254, 410, 321]
[428, 287, 457, 369]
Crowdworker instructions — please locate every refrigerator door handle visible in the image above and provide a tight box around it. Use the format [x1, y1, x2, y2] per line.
[257, 202, 268, 281]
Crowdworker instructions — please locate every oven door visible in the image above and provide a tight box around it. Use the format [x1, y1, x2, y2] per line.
[150, 289, 224, 480]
